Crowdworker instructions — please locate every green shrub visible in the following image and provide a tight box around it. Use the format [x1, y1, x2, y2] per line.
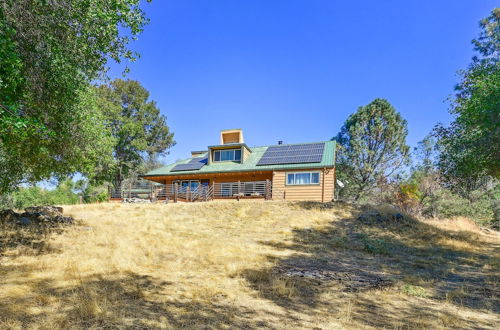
[431, 189, 497, 227]
[381, 175, 499, 229]
[11, 186, 47, 209]
[402, 284, 427, 297]
[0, 179, 80, 210]
[330, 235, 348, 249]
[82, 184, 109, 203]
[356, 233, 391, 255]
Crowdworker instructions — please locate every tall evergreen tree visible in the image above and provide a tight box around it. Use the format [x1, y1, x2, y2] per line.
[335, 98, 410, 201]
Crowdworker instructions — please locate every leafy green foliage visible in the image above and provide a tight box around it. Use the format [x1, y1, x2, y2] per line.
[389, 134, 499, 228]
[0, 0, 151, 193]
[0, 179, 80, 210]
[95, 79, 175, 186]
[355, 233, 391, 255]
[412, 134, 438, 174]
[0, 7, 25, 111]
[401, 284, 427, 298]
[0, 87, 116, 193]
[334, 98, 410, 201]
[74, 179, 110, 203]
[436, 8, 500, 190]
[432, 188, 498, 228]
[393, 178, 498, 228]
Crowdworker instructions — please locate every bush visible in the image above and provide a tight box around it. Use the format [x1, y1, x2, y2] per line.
[432, 188, 498, 228]
[0, 179, 80, 210]
[82, 184, 109, 203]
[393, 183, 422, 215]
[356, 233, 391, 255]
[379, 173, 499, 229]
[402, 284, 427, 297]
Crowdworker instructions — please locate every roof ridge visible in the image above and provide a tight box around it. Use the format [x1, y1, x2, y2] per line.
[250, 140, 333, 149]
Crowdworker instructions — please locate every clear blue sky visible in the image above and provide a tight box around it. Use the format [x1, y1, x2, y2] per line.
[109, 0, 497, 163]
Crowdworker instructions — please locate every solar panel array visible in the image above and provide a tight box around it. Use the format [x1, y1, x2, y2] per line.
[171, 157, 207, 172]
[256, 142, 325, 166]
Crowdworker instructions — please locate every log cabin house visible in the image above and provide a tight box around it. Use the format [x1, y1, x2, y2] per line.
[140, 129, 336, 202]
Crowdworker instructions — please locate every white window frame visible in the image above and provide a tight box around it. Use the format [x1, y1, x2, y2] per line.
[213, 149, 242, 162]
[286, 172, 321, 185]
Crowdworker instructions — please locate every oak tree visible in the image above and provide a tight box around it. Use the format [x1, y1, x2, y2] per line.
[436, 8, 500, 194]
[0, 0, 151, 193]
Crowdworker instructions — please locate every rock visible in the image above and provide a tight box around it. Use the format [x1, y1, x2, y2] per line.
[25, 206, 64, 217]
[393, 213, 404, 221]
[122, 197, 151, 203]
[357, 215, 369, 223]
[55, 215, 73, 224]
[0, 205, 73, 227]
[358, 211, 394, 224]
[18, 217, 31, 225]
[0, 209, 19, 223]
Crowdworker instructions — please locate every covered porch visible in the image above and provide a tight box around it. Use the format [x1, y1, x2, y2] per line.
[113, 171, 276, 202]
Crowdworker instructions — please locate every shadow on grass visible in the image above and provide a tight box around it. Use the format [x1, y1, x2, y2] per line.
[0, 269, 281, 329]
[0, 221, 66, 256]
[243, 202, 499, 327]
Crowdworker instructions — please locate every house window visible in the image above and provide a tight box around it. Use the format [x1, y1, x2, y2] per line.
[172, 180, 200, 192]
[213, 149, 241, 162]
[286, 172, 320, 185]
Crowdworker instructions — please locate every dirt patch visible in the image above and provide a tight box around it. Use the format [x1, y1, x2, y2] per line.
[275, 259, 392, 292]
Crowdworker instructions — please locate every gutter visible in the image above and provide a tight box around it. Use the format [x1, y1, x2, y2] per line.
[140, 165, 336, 178]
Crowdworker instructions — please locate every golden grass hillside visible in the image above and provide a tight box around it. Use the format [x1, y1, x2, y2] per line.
[1, 201, 499, 329]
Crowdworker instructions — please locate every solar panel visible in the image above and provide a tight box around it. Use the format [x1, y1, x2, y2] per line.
[171, 157, 207, 172]
[256, 142, 325, 166]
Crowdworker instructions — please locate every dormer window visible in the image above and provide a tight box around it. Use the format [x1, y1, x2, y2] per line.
[214, 149, 241, 162]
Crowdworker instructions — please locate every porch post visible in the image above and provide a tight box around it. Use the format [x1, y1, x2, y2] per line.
[321, 168, 326, 202]
[265, 179, 271, 200]
[187, 186, 191, 202]
[174, 183, 178, 203]
[212, 180, 216, 199]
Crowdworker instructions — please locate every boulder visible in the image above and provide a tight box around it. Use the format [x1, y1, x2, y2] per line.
[0, 209, 19, 223]
[25, 205, 64, 217]
[393, 213, 404, 221]
[18, 217, 32, 225]
[0, 205, 73, 226]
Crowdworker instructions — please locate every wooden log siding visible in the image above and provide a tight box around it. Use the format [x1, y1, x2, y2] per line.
[272, 168, 334, 202]
[242, 146, 251, 163]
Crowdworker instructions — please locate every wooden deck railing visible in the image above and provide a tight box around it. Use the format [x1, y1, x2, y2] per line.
[212, 180, 270, 199]
[110, 180, 274, 202]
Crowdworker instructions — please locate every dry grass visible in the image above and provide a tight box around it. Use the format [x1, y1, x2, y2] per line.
[0, 201, 498, 329]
